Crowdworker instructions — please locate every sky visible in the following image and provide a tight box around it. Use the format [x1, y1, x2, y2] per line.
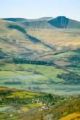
[0, 0, 80, 21]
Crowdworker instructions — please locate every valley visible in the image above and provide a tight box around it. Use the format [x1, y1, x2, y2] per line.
[0, 16, 80, 119]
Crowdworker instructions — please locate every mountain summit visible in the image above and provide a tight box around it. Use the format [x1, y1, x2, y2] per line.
[49, 16, 80, 28]
[49, 16, 69, 28]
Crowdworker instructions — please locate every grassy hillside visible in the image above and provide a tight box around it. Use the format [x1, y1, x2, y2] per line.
[0, 17, 80, 63]
[0, 16, 80, 119]
[0, 19, 53, 61]
[0, 87, 80, 120]
[0, 17, 80, 94]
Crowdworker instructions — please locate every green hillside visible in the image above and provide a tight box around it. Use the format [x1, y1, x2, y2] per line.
[0, 17, 80, 93]
[0, 16, 80, 120]
[0, 87, 80, 120]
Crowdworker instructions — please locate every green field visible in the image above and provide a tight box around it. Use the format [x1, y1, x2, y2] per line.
[0, 63, 80, 95]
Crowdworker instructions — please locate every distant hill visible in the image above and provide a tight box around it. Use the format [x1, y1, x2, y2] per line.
[49, 16, 80, 28]
[3, 16, 80, 29]
[3, 18, 27, 23]
[0, 16, 80, 65]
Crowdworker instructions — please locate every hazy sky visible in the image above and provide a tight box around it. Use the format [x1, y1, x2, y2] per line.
[0, 0, 80, 20]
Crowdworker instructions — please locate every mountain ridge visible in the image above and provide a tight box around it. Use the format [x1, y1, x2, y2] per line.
[3, 16, 80, 29]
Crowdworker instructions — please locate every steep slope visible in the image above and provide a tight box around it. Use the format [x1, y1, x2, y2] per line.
[0, 17, 80, 66]
[49, 16, 80, 28]
[0, 19, 53, 62]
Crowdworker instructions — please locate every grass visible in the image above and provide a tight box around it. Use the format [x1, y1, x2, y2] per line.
[0, 87, 66, 120]
[0, 63, 67, 94]
[0, 63, 65, 81]
[27, 28, 80, 48]
[0, 63, 80, 95]
[0, 87, 43, 111]
[60, 112, 80, 120]
[0, 87, 79, 120]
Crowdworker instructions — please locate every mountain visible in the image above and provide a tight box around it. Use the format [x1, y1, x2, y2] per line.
[0, 16, 80, 63]
[0, 19, 52, 61]
[0, 16, 80, 120]
[0, 16, 80, 94]
[49, 16, 80, 28]
[3, 16, 80, 29]
[3, 18, 27, 22]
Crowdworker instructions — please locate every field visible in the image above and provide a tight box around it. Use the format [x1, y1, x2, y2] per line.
[0, 63, 80, 95]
